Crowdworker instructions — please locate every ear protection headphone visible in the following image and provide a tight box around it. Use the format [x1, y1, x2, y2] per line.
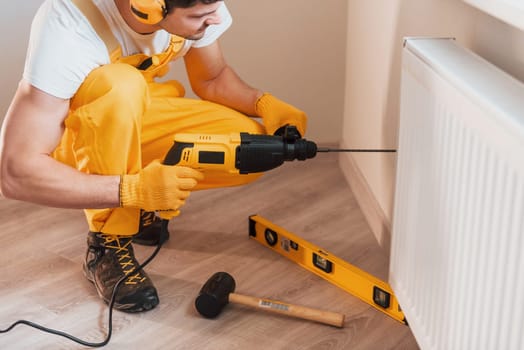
[130, 0, 168, 25]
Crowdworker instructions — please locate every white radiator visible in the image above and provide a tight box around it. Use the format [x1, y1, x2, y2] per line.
[390, 38, 524, 350]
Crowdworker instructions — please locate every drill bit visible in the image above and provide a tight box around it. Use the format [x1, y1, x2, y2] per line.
[316, 147, 396, 153]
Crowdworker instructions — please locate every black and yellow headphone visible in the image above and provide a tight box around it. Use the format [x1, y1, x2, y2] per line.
[130, 0, 168, 25]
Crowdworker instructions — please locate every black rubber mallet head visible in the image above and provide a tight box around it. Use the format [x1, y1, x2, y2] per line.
[194, 271, 236, 318]
[194, 272, 345, 327]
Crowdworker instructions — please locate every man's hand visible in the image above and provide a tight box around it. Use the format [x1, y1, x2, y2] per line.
[255, 93, 308, 137]
[119, 160, 204, 212]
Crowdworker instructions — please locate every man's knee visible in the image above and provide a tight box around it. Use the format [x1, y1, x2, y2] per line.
[239, 117, 265, 135]
[210, 103, 265, 135]
[71, 63, 148, 112]
[65, 64, 149, 150]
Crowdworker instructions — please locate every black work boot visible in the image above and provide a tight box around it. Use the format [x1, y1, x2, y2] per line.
[84, 232, 159, 312]
[132, 210, 170, 246]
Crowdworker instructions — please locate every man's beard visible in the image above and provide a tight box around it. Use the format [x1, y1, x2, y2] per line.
[184, 26, 208, 40]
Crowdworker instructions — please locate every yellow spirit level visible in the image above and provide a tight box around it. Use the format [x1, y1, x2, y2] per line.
[248, 215, 407, 324]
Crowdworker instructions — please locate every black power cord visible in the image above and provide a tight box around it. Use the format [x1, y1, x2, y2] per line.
[0, 221, 168, 347]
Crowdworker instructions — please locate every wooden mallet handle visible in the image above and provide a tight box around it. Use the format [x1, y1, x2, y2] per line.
[229, 293, 345, 328]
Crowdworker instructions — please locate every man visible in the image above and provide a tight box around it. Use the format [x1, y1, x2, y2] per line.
[0, 0, 307, 313]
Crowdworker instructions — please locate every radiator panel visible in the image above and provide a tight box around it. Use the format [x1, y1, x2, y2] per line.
[391, 38, 524, 350]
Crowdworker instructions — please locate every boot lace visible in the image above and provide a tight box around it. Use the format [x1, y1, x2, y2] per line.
[140, 210, 156, 227]
[102, 235, 146, 285]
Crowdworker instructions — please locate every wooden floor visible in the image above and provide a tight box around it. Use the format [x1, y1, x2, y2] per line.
[0, 152, 419, 349]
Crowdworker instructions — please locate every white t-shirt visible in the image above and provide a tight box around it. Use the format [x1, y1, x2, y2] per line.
[23, 0, 232, 99]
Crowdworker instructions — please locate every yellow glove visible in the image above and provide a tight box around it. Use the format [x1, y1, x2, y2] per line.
[255, 93, 307, 137]
[119, 160, 204, 214]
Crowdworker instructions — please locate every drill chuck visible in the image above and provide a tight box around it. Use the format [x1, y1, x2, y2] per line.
[235, 133, 318, 174]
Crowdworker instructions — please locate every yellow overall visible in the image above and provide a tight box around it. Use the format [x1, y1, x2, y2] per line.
[52, 0, 264, 235]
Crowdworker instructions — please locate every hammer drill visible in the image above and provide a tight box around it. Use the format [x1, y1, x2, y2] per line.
[164, 125, 395, 173]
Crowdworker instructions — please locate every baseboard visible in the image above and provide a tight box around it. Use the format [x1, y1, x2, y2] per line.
[338, 152, 392, 260]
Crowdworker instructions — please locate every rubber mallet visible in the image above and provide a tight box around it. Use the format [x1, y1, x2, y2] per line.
[194, 272, 345, 328]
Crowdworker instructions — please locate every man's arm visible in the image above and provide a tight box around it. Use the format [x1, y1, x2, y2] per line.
[184, 41, 308, 136]
[0, 80, 120, 209]
[184, 41, 262, 115]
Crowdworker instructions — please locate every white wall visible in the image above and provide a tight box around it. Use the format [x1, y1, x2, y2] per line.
[173, 0, 348, 143]
[0, 0, 348, 144]
[0, 1, 43, 121]
[341, 0, 524, 230]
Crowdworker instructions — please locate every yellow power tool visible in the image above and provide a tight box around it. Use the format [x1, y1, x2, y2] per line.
[164, 126, 395, 171]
